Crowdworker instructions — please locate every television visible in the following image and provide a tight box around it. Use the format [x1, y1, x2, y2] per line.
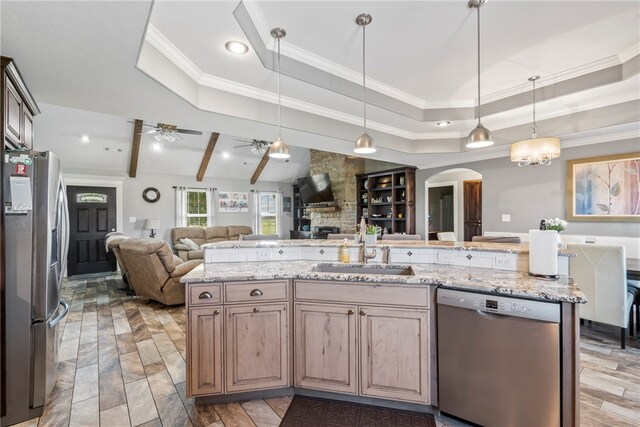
[298, 173, 335, 205]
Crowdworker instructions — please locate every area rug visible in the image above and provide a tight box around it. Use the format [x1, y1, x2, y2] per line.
[279, 395, 436, 427]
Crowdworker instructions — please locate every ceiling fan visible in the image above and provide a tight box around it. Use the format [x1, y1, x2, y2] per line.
[234, 139, 272, 155]
[130, 121, 203, 142]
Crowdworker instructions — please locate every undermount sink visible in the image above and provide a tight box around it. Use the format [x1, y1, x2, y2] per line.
[312, 263, 415, 276]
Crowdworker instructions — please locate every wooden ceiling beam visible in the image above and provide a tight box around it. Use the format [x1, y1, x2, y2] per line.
[196, 132, 219, 181]
[250, 150, 270, 185]
[128, 119, 143, 178]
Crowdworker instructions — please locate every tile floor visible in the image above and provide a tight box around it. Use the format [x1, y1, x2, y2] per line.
[10, 274, 640, 427]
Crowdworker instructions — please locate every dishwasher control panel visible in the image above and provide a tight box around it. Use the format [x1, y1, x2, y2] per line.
[437, 288, 560, 323]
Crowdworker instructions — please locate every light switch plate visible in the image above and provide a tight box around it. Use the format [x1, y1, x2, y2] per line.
[502, 214, 511, 222]
[129, 217, 137, 223]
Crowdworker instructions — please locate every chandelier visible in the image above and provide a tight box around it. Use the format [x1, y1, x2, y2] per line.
[510, 76, 561, 166]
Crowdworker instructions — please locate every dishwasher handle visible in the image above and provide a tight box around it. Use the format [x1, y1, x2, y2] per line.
[475, 310, 504, 320]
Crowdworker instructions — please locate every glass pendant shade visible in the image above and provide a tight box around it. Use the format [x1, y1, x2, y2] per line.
[269, 137, 290, 159]
[466, 123, 493, 148]
[510, 137, 560, 166]
[354, 132, 376, 154]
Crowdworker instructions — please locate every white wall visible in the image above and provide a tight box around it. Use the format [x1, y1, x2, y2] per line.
[426, 169, 482, 240]
[415, 138, 640, 239]
[64, 169, 293, 244]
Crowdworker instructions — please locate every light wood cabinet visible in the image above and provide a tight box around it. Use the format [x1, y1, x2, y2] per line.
[359, 306, 429, 403]
[293, 281, 431, 405]
[225, 303, 289, 393]
[188, 306, 223, 396]
[186, 281, 290, 397]
[294, 303, 357, 394]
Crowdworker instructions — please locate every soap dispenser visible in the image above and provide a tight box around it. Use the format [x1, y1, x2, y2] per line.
[359, 217, 367, 242]
[341, 239, 350, 263]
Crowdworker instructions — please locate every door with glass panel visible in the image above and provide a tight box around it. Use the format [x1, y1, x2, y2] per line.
[66, 186, 117, 275]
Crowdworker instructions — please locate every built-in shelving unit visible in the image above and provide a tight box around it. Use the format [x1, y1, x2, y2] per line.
[292, 184, 310, 232]
[355, 167, 416, 235]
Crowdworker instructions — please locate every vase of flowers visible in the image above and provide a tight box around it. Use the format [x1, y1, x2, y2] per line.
[544, 218, 568, 248]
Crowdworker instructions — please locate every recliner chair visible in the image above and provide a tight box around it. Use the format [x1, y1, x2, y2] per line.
[118, 238, 202, 305]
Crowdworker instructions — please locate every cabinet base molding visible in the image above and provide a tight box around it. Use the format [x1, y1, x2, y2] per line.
[194, 387, 294, 405]
[294, 388, 434, 414]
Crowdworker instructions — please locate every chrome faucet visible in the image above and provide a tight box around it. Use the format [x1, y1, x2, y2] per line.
[361, 238, 377, 264]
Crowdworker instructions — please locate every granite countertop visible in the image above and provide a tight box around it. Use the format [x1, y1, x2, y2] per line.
[181, 260, 586, 303]
[201, 239, 576, 256]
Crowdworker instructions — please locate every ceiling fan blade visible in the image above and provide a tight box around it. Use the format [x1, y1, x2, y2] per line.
[234, 144, 251, 148]
[175, 129, 203, 135]
[234, 138, 251, 143]
[140, 129, 159, 134]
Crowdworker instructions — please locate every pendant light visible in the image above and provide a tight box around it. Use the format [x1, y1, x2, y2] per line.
[354, 13, 376, 154]
[466, 0, 493, 148]
[510, 76, 561, 166]
[269, 27, 290, 159]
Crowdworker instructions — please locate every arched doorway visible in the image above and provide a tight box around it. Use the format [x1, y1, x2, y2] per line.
[425, 168, 482, 241]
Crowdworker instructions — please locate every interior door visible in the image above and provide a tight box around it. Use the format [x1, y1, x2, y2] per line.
[463, 180, 482, 241]
[66, 186, 116, 276]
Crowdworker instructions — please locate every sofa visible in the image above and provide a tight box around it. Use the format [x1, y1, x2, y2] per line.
[118, 238, 202, 305]
[171, 225, 253, 261]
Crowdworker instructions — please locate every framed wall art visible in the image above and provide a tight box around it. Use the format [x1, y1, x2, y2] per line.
[566, 152, 640, 222]
[219, 191, 249, 213]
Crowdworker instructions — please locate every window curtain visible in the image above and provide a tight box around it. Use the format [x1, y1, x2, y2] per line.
[251, 190, 261, 234]
[206, 187, 218, 227]
[175, 186, 187, 227]
[276, 191, 284, 238]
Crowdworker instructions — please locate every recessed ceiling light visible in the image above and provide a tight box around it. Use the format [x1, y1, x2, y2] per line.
[152, 142, 162, 152]
[222, 151, 230, 159]
[80, 134, 91, 143]
[225, 41, 249, 55]
[436, 121, 451, 127]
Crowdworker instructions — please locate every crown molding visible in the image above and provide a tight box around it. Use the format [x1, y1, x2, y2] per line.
[618, 43, 640, 63]
[143, 24, 637, 143]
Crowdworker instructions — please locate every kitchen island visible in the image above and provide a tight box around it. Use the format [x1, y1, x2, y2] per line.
[181, 241, 585, 426]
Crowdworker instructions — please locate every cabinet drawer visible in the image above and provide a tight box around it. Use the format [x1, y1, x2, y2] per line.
[295, 280, 429, 308]
[189, 284, 222, 306]
[225, 280, 288, 303]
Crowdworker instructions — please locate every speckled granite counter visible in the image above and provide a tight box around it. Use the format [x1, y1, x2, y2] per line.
[201, 239, 576, 256]
[181, 260, 586, 303]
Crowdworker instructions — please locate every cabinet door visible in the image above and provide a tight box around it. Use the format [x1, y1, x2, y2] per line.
[295, 303, 357, 394]
[226, 303, 289, 393]
[188, 307, 223, 397]
[23, 107, 33, 149]
[4, 76, 22, 148]
[359, 306, 429, 403]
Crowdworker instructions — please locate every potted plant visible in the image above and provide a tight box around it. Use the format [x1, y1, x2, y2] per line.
[364, 224, 381, 245]
[543, 218, 568, 248]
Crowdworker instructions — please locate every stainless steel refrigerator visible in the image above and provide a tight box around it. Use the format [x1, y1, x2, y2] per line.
[1, 150, 69, 425]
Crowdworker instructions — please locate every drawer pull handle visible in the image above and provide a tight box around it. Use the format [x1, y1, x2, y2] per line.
[253, 307, 260, 313]
[466, 254, 473, 260]
[359, 310, 367, 316]
[278, 250, 284, 255]
[347, 309, 354, 315]
[213, 310, 220, 315]
[199, 291, 213, 300]
[250, 289, 264, 297]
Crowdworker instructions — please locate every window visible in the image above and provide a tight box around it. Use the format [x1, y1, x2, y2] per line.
[258, 192, 277, 235]
[186, 189, 208, 226]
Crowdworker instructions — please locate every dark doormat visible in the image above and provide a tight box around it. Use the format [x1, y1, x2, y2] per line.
[279, 395, 436, 427]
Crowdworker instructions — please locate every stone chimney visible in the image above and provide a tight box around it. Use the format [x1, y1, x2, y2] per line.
[309, 149, 364, 234]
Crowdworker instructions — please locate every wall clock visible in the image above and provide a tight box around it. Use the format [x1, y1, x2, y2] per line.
[142, 187, 161, 203]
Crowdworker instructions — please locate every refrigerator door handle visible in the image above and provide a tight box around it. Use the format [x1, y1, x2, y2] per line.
[48, 300, 69, 328]
[59, 177, 70, 276]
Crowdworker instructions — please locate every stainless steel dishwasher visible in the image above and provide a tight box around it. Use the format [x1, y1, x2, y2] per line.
[437, 288, 561, 427]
